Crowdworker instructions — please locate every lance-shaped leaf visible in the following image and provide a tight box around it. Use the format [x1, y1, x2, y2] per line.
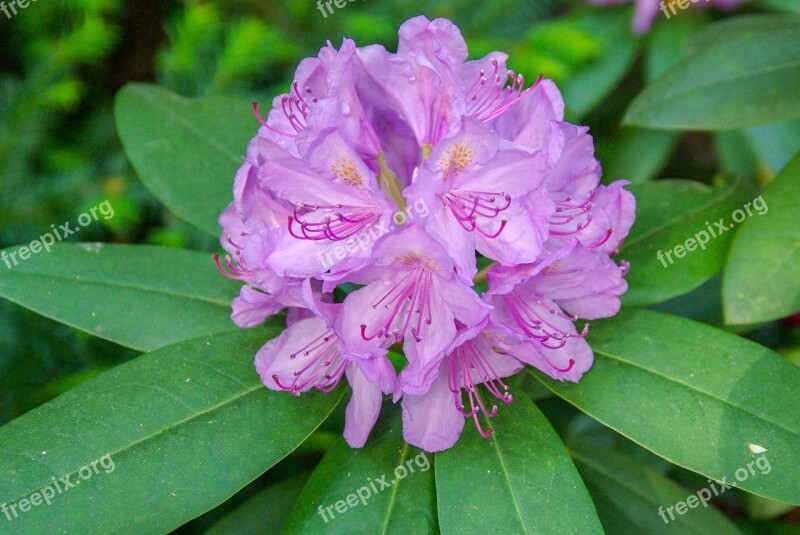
[598, 128, 679, 184]
[571, 446, 745, 535]
[625, 16, 800, 130]
[531, 309, 800, 505]
[561, 6, 640, 121]
[764, 0, 800, 15]
[205, 474, 311, 535]
[620, 178, 753, 306]
[0, 330, 343, 534]
[435, 395, 603, 534]
[115, 83, 255, 236]
[724, 153, 800, 324]
[0, 243, 242, 351]
[285, 410, 438, 535]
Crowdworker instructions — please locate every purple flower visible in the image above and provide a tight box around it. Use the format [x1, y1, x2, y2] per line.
[588, 0, 749, 34]
[485, 241, 628, 382]
[401, 326, 523, 452]
[258, 128, 397, 278]
[496, 85, 636, 255]
[336, 226, 490, 393]
[219, 16, 636, 451]
[404, 117, 552, 282]
[255, 312, 395, 448]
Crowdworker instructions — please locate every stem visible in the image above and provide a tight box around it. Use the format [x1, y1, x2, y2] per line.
[473, 262, 497, 284]
[377, 152, 407, 214]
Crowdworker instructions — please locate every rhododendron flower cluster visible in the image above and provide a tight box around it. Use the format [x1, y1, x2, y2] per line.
[216, 16, 635, 453]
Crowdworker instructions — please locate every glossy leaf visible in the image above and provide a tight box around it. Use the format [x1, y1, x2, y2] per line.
[205, 474, 311, 535]
[115, 83, 254, 236]
[764, 0, 800, 15]
[724, 153, 800, 324]
[619, 178, 754, 306]
[435, 395, 603, 534]
[599, 128, 679, 184]
[572, 446, 745, 535]
[561, 6, 641, 120]
[625, 16, 800, 130]
[743, 120, 800, 175]
[285, 409, 438, 535]
[532, 309, 800, 505]
[714, 131, 760, 180]
[0, 243, 241, 351]
[0, 330, 343, 534]
[646, 12, 708, 82]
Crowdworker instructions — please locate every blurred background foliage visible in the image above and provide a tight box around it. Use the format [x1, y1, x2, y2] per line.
[1, 0, 798, 532]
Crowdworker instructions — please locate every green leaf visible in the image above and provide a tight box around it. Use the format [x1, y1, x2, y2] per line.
[598, 127, 679, 184]
[285, 409, 438, 535]
[435, 395, 603, 534]
[743, 493, 797, 521]
[625, 16, 800, 130]
[646, 12, 708, 82]
[743, 120, 800, 177]
[205, 474, 311, 535]
[560, 6, 641, 120]
[0, 243, 241, 351]
[0, 330, 343, 534]
[532, 309, 800, 505]
[715, 131, 760, 180]
[572, 446, 745, 535]
[723, 153, 800, 324]
[619, 178, 754, 306]
[764, 0, 800, 15]
[115, 83, 254, 236]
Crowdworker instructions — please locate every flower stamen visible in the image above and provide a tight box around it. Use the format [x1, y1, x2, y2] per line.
[467, 58, 543, 123]
[273, 331, 346, 396]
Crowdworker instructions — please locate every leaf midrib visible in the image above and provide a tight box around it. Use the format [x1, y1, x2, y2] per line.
[490, 432, 529, 534]
[133, 87, 244, 168]
[569, 449, 709, 535]
[0, 269, 233, 308]
[620, 181, 740, 252]
[3, 375, 343, 510]
[380, 443, 411, 535]
[2, 382, 259, 507]
[637, 36, 800, 108]
[593, 347, 800, 438]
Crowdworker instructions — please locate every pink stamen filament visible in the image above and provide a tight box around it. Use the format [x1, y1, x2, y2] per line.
[252, 102, 295, 138]
[272, 331, 346, 395]
[443, 189, 511, 238]
[467, 58, 543, 123]
[501, 291, 584, 372]
[225, 232, 250, 255]
[548, 190, 614, 248]
[448, 341, 514, 438]
[282, 96, 306, 132]
[213, 253, 253, 281]
[360, 269, 434, 343]
[288, 204, 381, 242]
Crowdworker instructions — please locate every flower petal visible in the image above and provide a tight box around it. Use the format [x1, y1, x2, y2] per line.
[402, 363, 465, 452]
[343, 364, 384, 448]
